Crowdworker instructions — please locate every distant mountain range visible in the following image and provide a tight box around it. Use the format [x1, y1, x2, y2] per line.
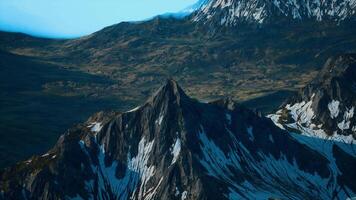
[193, 0, 356, 25]
[0, 0, 355, 199]
[1, 14, 355, 106]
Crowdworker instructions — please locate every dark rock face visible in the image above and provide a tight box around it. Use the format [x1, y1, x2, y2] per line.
[192, 0, 356, 26]
[1, 80, 356, 200]
[269, 54, 356, 142]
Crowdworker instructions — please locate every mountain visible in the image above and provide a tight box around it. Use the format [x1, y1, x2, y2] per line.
[268, 54, 356, 143]
[1, 0, 355, 104]
[192, 0, 356, 26]
[0, 49, 126, 169]
[1, 79, 355, 199]
[0, 0, 356, 172]
[2, 18, 355, 104]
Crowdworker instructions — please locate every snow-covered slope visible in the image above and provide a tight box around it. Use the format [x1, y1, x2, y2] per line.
[193, 0, 356, 26]
[268, 54, 356, 143]
[1, 80, 355, 200]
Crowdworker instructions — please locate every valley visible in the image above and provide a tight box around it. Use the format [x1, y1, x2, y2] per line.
[0, 0, 355, 198]
[1, 18, 355, 169]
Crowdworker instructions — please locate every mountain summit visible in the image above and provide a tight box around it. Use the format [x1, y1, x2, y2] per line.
[269, 54, 356, 143]
[1, 79, 355, 199]
[193, 0, 356, 26]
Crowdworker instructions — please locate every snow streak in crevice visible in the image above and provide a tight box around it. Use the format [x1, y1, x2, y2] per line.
[78, 137, 156, 199]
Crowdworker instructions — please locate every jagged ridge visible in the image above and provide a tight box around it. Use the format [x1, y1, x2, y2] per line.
[268, 54, 356, 143]
[193, 0, 356, 26]
[1, 79, 355, 200]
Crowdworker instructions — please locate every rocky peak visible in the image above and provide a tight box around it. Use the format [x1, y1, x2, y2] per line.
[192, 0, 356, 26]
[1, 80, 356, 199]
[268, 54, 356, 143]
[148, 79, 189, 107]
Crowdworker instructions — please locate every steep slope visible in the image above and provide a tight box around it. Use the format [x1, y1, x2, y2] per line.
[192, 0, 356, 26]
[268, 54, 356, 143]
[1, 4, 355, 173]
[0, 50, 125, 169]
[1, 80, 355, 200]
[1, 10, 356, 103]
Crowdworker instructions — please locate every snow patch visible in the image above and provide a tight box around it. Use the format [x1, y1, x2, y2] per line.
[127, 106, 140, 113]
[197, 124, 346, 199]
[285, 95, 315, 126]
[171, 138, 181, 165]
[268, 97, 355, 143]
[194, 0, 356, 25]
[328, 100, 340, 119]
[175, 187, 180, 197]
[41, 153, 49, 157]
[181, 191, 188, 200]
[143, 177, 163, 200]
[338, 107, 354, 131]
[267, 112, 285, 130]
[156, 113, 164, 125]
[79, 137, 155, 199]
[286, 122, 355, 143]
[198, 126, 242, 180]
[88, 122, 102, 133]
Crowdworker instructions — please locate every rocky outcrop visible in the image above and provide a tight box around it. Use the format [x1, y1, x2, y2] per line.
[1, 79, 355, 199]
[268, 54, 356, 143]
[192, 0, 356, 26]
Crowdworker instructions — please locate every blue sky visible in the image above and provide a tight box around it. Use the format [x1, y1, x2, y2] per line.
[0, 0, 198, 38]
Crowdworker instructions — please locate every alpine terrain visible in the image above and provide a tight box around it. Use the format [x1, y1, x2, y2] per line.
[1, 80, 355, 199]
[0, 0, 356, 199]
[268, 54, 356, 143]
[193, 0, 356, 25]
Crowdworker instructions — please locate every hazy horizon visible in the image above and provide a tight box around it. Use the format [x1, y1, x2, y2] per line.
[0, 0, 197, 38]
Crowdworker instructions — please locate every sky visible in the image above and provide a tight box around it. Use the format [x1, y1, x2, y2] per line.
[0, 0, 198, 38]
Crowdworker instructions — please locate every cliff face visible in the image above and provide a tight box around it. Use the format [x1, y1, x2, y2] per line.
[269, 54, 356, 143]
[192, 0, 356, 26]
[1, 80, 355, 200]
